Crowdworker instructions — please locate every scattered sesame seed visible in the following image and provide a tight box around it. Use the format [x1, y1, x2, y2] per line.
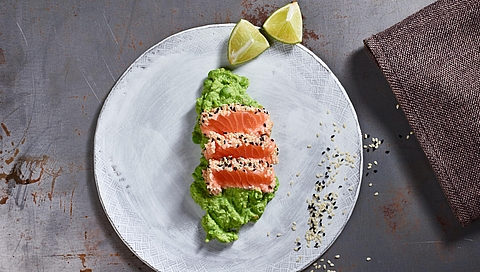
[396, 104, 400, 109]
[296, 172, 301, 177]
[267, 232, 270, 236]
[277, 233, 282, 237]
[406, 135, 410, 139]
[366, 257, 372, 261]
[374, 192, 379, 196]
[368, 183, 373, 187]
[307, 145, 312, 148]
[290, 181, 294, 186]
[320, 258, 324, 262]
[335, 254, 340, 259]
[410, 131, 414, 135]
[327, 110, 330, 114]
[319, 121, 323, 126]
[316, 133, 320, 138]
[287, 192, 291, 196]
[343, 124, 347, 129]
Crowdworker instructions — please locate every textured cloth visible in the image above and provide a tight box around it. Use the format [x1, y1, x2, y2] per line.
[364, 0, 480, 225]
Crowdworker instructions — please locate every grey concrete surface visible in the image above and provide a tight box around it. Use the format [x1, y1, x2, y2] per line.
[1, 0, 479, 271]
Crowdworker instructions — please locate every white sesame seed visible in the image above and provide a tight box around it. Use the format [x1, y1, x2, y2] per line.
[396, 104, 399, 109]
[307, 144, 312, 148]
[296, 172, 300, 177]
[335, 254, 340, 259]
[327, 110, 330, 114]
[373, 160, 378, 165]
[374, 192, 379, 196]
[267, 231, 270, 236]
[319, 121, 323, 125]
[410, 131, 414, 135]
[366, 257, 372, 261]
[406, 135, 410, 139]
[287, 192, 291, 196]
[320, 258, 324, 262]
[316, 133, 320, 138]
[343, 123, 347, 129]
[368, 183, 373, 187]
[277, 233, 282, 237]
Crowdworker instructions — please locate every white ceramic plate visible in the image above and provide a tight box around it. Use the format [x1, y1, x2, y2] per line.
[94, 24, 363, 272]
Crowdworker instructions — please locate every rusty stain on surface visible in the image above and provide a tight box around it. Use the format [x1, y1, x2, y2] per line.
[11, 155, 50, 185]
[0, 196, 8, 204]
[80, 269, 92, 272]
[1, 123, 11, 136]
[379, 189, 411, 234]
[78, 253, 87, 268]
[241, 0, 274, 26]
[47, 166, 63, 200]
[5, 157, 14, 165]
[0, 48, 5, 65]
[70, 183, 76, 216]
[303, 28, 320, 41]
[31, 192, 38, 204]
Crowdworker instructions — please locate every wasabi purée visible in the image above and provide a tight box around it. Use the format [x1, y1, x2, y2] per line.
[191, 68, 279, 243]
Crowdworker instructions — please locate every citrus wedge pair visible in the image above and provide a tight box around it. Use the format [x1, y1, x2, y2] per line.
[227, 1, 303, 65]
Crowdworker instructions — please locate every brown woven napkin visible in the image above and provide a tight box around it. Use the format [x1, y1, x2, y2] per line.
[364, 0, 480, 225]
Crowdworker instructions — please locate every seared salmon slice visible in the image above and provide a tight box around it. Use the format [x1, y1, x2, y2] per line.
[203, 157, 276, 195]
[199, 103, 278, 194]
[200, 104, 273, 137]
[203, 132, 279, 164]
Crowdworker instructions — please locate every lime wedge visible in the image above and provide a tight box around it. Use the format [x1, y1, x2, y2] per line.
[263, 1, 303, 44]
[228, 19, 270, 65]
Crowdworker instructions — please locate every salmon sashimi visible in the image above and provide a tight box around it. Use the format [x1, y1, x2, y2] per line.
[199, 103, 279, 195]
[200, 104, 273, 137]
[203, 132, 279, 164]
[203, 157, 276, 195]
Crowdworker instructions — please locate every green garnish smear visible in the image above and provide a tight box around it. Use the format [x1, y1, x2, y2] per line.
[190, 68, 278, 243]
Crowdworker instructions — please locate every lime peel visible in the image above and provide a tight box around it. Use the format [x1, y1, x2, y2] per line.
[262, 1, 303, 44]
[227, 19, 270, 65]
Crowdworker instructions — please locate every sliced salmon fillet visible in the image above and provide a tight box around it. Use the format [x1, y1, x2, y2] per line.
[203, 157, 276, 195]
[200, 104, 273, 137]
[203, 132, 279, 164]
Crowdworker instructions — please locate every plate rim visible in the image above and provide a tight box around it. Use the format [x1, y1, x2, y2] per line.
[93, 23, 364, 272]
